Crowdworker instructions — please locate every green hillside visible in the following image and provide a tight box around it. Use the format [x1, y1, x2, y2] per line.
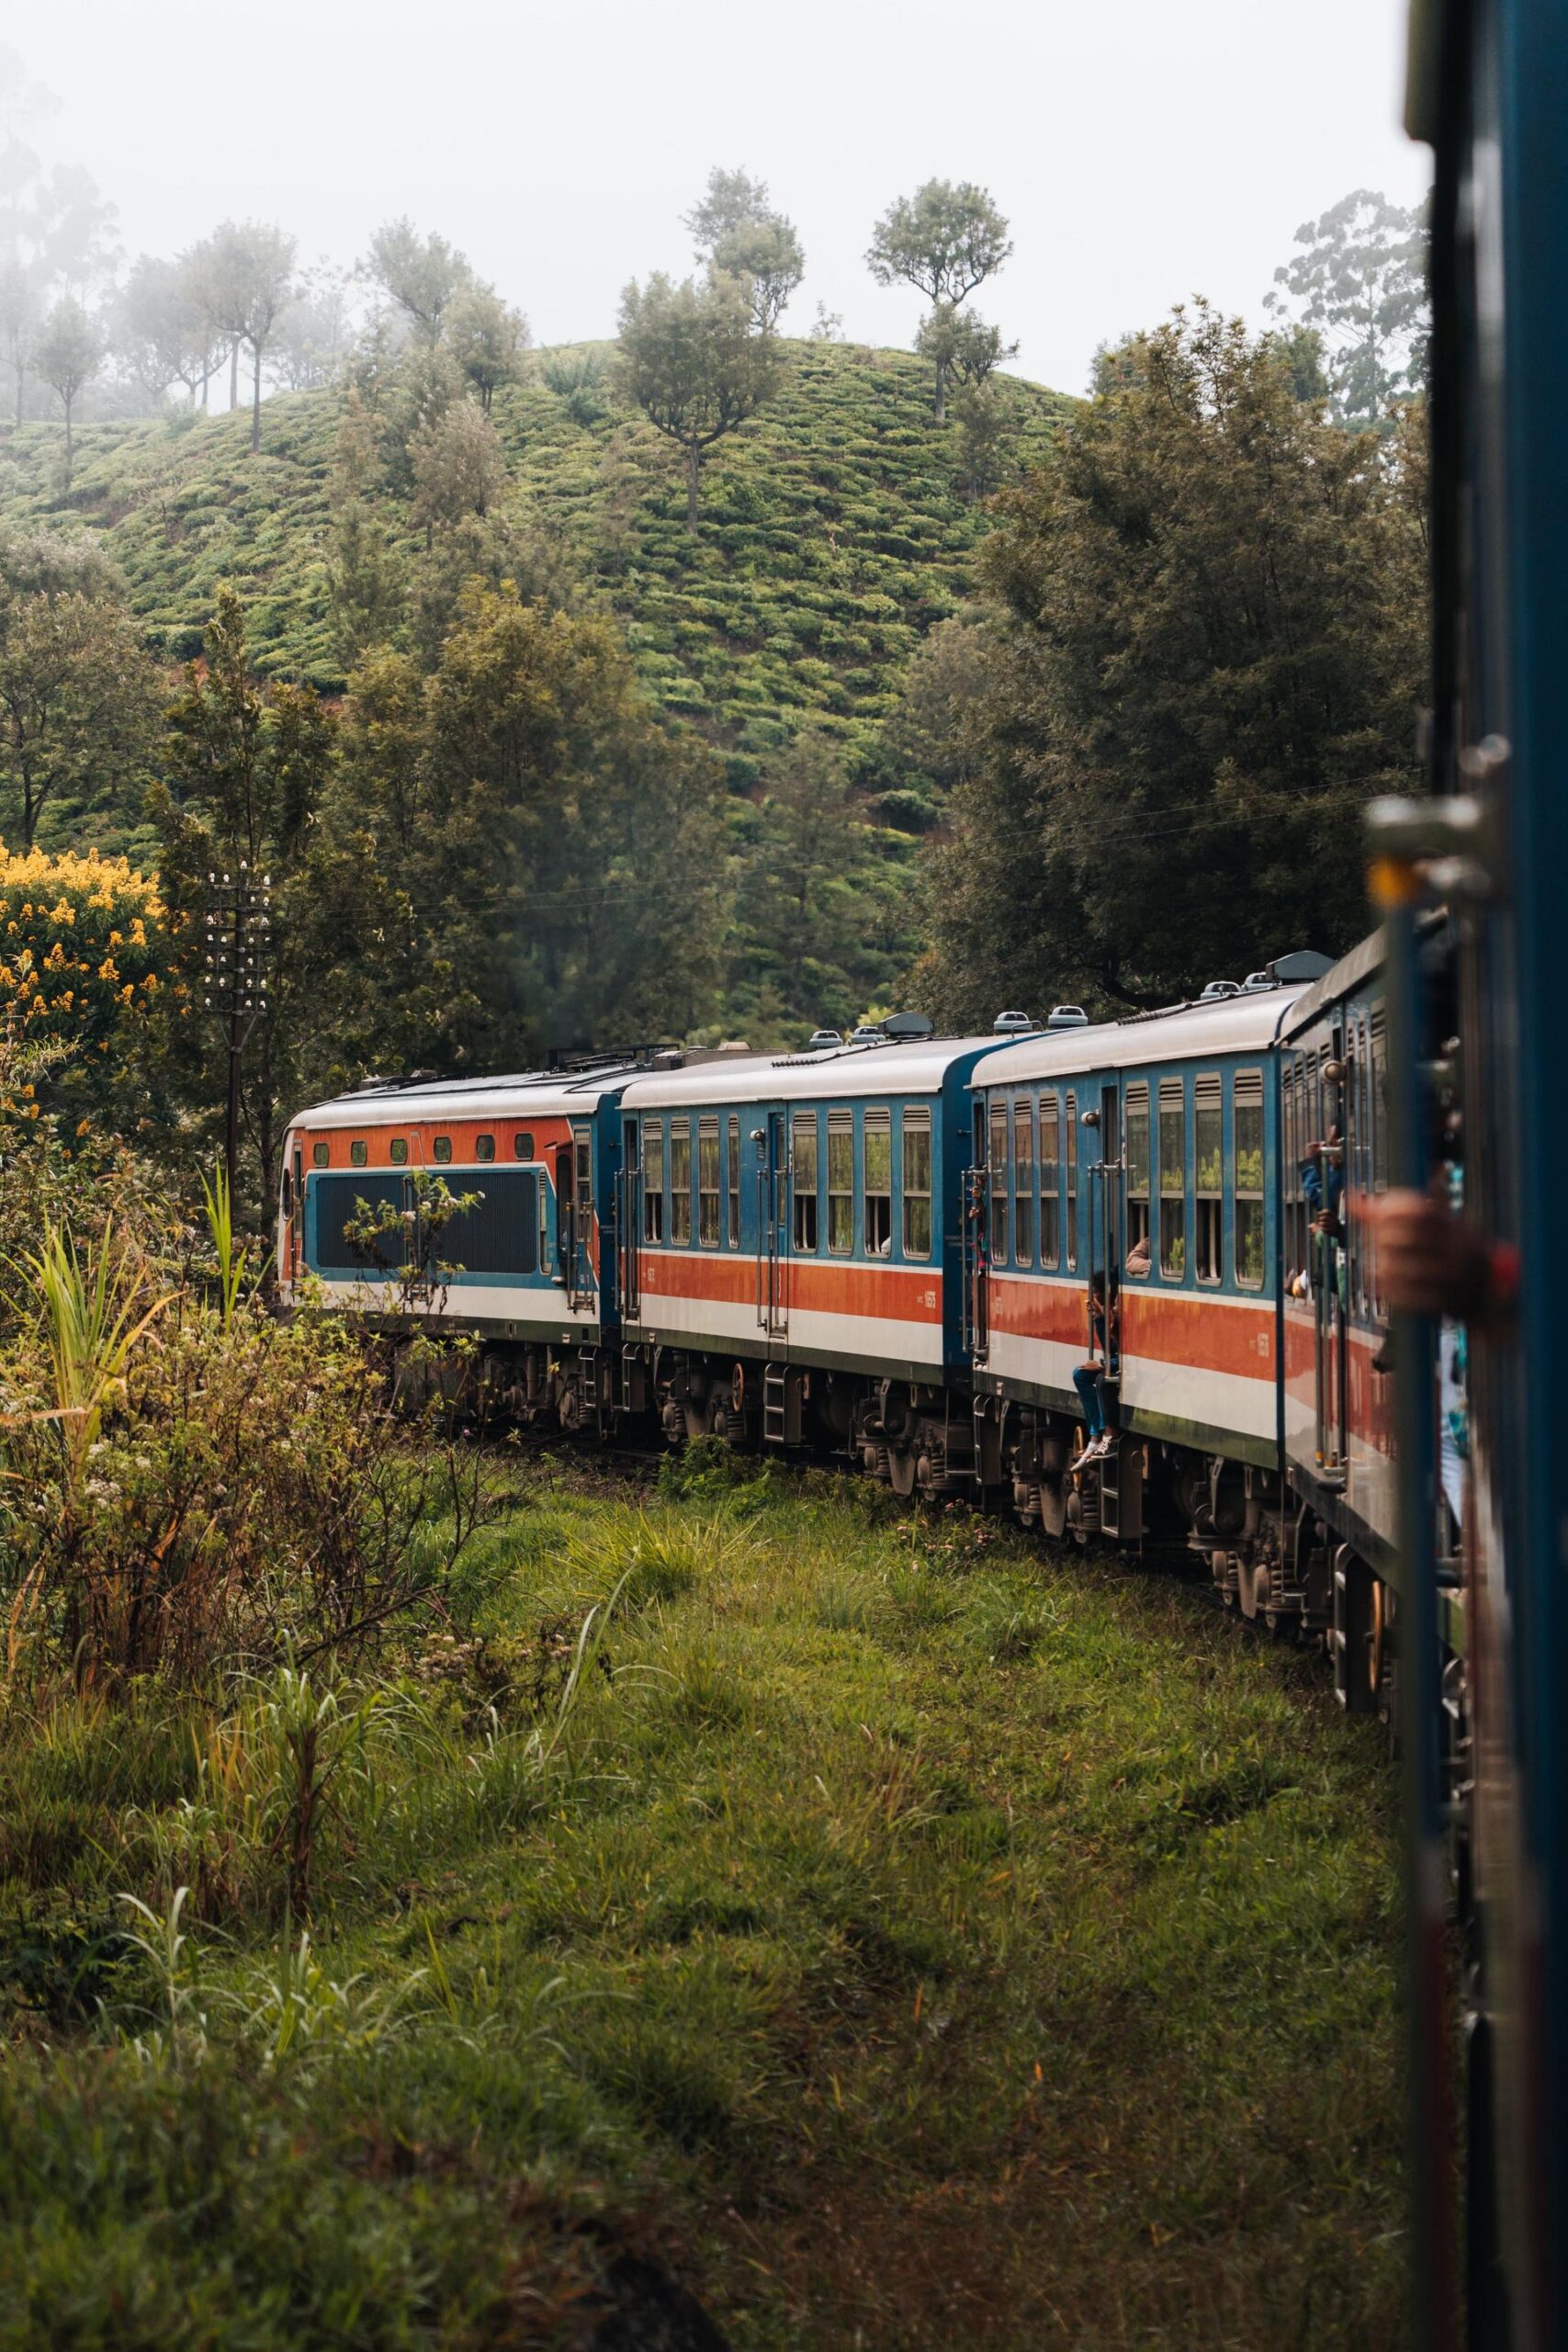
[0, 341, 1067, 795]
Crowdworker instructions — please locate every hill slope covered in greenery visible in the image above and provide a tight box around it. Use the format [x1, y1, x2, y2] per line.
[0, 341, 1067, 797]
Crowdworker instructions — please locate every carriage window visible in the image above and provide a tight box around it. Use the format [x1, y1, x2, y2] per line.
[350, 1138, 367, 1167]
[1012, 1099, 1034, 1266]
[670, 1119, 692, 1245]
[389, 1136, 409, 1166]
[828, 1111, 854, 1253]
[475, 1134, 495, 1164]
[727, 1115, 740, 1246]
[699, 1116, 721, 1247]
[1195, 1073, 1222, 1283]
[643, 1120, 664, 1242]
[987, 1101, 1010, 1270]
[1040, 1094, 1060, 1268]
[1158, 1078, 1186, 1279]
[1066, 1094, 1078, 1272]
[1234, 1070, 1265, 1290]
[433, 1136, 452, 1164]
[1124, 1082, 1150, 1261]
[863, 1109, 892, 1255]
[574, 1128, 592, 1215]
[903, 1107, 932, 1259]
[792, 1113, 818, 1251]
[312, 1141, 329, 1168]
[513, 1132, 534, 1161]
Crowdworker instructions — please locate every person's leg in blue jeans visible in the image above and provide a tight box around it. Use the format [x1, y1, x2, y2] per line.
[1073, 1362, 1104, 1445]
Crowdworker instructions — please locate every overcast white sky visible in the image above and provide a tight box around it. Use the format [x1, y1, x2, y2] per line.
[18, 0, 1431, 395]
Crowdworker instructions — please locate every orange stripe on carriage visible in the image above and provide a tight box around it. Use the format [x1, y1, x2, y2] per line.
[989, 1272, 1274, 1379]
[638, 1253, 942, 1321]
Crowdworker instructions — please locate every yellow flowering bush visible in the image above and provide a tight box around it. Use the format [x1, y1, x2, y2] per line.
[0, 849, 178, 1087]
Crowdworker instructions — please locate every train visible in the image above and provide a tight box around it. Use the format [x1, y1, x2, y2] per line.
[279, 0, 1568, 2329]
[277, 938, 1418, 1718]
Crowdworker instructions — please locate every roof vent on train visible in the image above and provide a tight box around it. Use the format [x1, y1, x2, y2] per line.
[1198, 980, 1243, 1001]
[807, 1028, 842, 1051]
[882, 1011, 936, 1040]
[1045, 1004, 1089, 1030]
[849, 1023, 885, 1044]
[1268, 949, 1334, 984]
[991, 1009, 1036, 1035]
[1239, 970, 1275, 993]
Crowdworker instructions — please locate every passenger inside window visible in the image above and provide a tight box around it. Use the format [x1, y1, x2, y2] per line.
[863, 1111, 892, 1254]
[643, 1123, 664, 1243]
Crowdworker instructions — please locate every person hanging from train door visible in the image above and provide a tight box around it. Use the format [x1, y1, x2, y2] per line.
[1073, 1270, 1120, 1460]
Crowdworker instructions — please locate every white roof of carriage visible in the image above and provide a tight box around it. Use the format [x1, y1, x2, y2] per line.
[287, 1065, 640, 1130]
[972, 985, 1310, 1090]
[620, 1035, 1009, 1112]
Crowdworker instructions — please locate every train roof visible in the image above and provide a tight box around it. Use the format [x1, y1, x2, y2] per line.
[619, 1034, 1005, 1111]
[1279, 928, 1385, 1039]
[287, 1063, 644, 1129]
[970, 984, 1311, 1090]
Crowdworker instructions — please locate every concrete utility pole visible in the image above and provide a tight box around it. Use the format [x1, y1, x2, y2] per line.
[203, 864, 271, 1204]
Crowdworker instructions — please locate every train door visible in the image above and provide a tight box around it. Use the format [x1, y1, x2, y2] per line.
[1312, 1035, 1348, 1476]
[553, 1143, 574, 1295]
[967, 1095, 989, 1362]
[1096, 1082, 1120, 1374]
[570, 1124, 595, 1309]
[755, 1109, 789, 1341]
[619, 1117, 640, 1317]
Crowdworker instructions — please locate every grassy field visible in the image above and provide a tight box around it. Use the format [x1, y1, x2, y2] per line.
[0, 1447, 1405, 2348]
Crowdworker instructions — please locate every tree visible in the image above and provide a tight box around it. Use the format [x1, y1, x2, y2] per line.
[1264, 188, 1429, 427]
[409, 400, 506, 544]
[321, 582, 726, 1074]
[0, 845, 175, 1129]
[268, 263, 355, 391]
[918, 302, 1427, 1021]
[152, 588, 337, 1219]
[325, 391, 404, 668]
[446, 283, 529, 412]
[915, 304, 1015, 393]
[866, 179, 1011, 418]
[116, 253, 223, 404]
[366, 218, 470, 342]
[0, 528, 160, 848]
[685, 166, 805, 333]
[739, 725, 869, 1021]
[186, 220, 296, 447]
[31, 299, 103, 481]
[615, 272, 780, 532]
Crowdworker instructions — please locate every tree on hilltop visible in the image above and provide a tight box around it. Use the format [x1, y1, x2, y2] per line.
[117, 253, 225, 405]
[186, 220, 297, 449]
[616, 272, 780, 533]
[1264, 188, 1428, 428]
[867, 178, 1011, 418]
[366, 218, 471, 342]
[685, 166, 805, 333]
[446, 282, 529, 412]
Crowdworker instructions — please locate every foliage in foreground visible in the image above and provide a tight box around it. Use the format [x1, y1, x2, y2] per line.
[0, 1443, 1404, 2348]
[0, 1167, 489, 1691]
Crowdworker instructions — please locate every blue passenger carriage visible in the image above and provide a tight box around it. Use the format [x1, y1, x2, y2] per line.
[967, 965, 1326, 1599]
[616, 1025, 1009, 1481]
